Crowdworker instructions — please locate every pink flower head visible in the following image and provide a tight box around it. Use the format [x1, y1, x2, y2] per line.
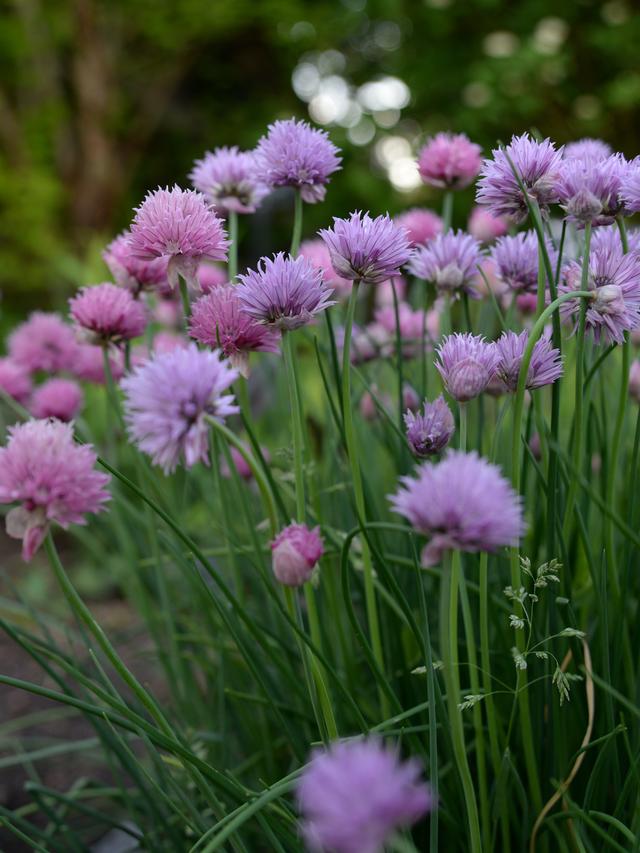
[8, 312, 79, 375]
[418, 132, 482, 190]
[72, 344, 125, 385]
[103, 231, 169, 294]
[394, 208, 443, 246]
[236, 252, 334, 330]
[390, 450, 524, 566]
[405, 395, 455, 457]
[270, 523, 323, 587]
[299, 238, 353, 297]
[373, 302, 435, 359]
[198, 262, 229, 294]
[560, 248, 640, 344]
[254, 118, 341, 203]
[189, 286, 281, 376]
[490, 231, 557, 294]
[556, 154, 625, 225]
[319, 211, 413, 286]
[476, 133, 563, 223]
[121, 344, 238, 473]
[30, 379, 83, 421]
[0, 420, 110, 561]
[297, 738, 433, 853]
[495, 330, 563, 392]
[563, 138, 612, 162]
[129, 186, 229, 289]
[0, 358, 32, 405]
[69, 283, 147, 345]
[468, 205, 510, 243]
[374, 276, 407, 307]
[436, 333, 500, 402]
[408, 229, 482, 298]
[189, 146, 269, 214]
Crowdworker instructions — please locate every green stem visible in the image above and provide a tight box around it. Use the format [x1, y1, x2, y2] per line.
[227, 211, 238, 282]
[420, 283, 429, 398]
[282, 331, 306, 521]
[179, 276, 191, 321]
[459, 402, 467, 451]
[440, 550, 481, 853]
[442, 191, 454, 231]
[102, 347, 125, 431]
[341, 281, 388, 715]
[391, 279, 405, 433]
[562, 221, 591, 540]
[290, 190, 303, 257]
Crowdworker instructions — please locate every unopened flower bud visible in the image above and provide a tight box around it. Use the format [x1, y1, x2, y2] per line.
[271, 523, 323, 587]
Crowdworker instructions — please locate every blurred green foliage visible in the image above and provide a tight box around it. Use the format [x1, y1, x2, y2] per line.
[1, 0, 639, 315]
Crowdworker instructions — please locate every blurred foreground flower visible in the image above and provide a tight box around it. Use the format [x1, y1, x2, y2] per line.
[31, 378, 83, 421]
[190, 146, 269, 214]
[418, 132, 482, 190]
[0, 358, 32, 405]
[9, 312, 78, 375]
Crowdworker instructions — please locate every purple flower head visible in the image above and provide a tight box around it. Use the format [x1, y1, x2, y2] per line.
[69, 283, 147, 346]
[0, 420, 110, 561]
[297, 738, 433, 853]
[629, 360, 640, 403]
[556, 154, 625, 225]
[129, 186, 229, 289]
[271, 523, 323, 587]
[394, 208, 443, 246]
[8, 312, 79, 375]
[418, 132, 482, 190]
[405, 396, 455, 457]
[563, 138, 612, 162]
[189, 146, 269, 214]
[560, 248, 640, 344]
[30, 379, 83, 422]
[591, 225, 640, 256]
[299, 238, 353, 297]
[620, 160, 640, 214]
[0, 358, 32, 405]
[495, 330, 563, 392]
[476, 133, 563, 223]
[319, 212, 413, 286]
[436, 333, 500, 402]
[254, 118, 341, 203]
[122, 344, 238, 473]
[189, 286, 281, 376]
[468, 205, 510, 243]
[236, 252, 334, 330]
[72, 344, 125, 385]
[490, 231, 556, 294]
[408, 230, 482, 298]
[103, 231, 169, 295]
[390, 450, 525, 566]
[198, 262, 229, 294]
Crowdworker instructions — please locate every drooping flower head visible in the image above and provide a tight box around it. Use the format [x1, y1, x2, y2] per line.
[490, 231, 556, 294]
[495, 330, 563, 392]
[129, 186, 229, 288]
[271, 523, 323, 587]
[436, 333, 500, 402]
[103, 231, 169, 295]
[297, 738, 433, 853]
[467, 205, 510, 243]
[394, 208, 443, 246]
[563, 138, 612, 162]
[555, 154, 625, 225]
[0, 358, 32, 405]
[30, 378, 83, 421]
[408, 230, 482, 298]
[390, 450, 524, 566]
[189, 146, 269, 214]
[299, 238, 353, 297]
[69, 283, 147, 346]
[319, 212, 413, 286]
[0, 420, 110, 561]
[189, 286, 281, 376]
[121, 344, 238, 473]
[236, 253, 334, 330]
[72, 344, 125, 385]
[254, 118, 341, 203]
[418, 132, 482, 190]
[560, 248, 640, 344]
[8, 312, 79, 375]
[405, 396, 455, 457]
[476, 133, 563, 222]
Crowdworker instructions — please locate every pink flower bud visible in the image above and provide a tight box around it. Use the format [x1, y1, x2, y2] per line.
[271, 523, 323, 587]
